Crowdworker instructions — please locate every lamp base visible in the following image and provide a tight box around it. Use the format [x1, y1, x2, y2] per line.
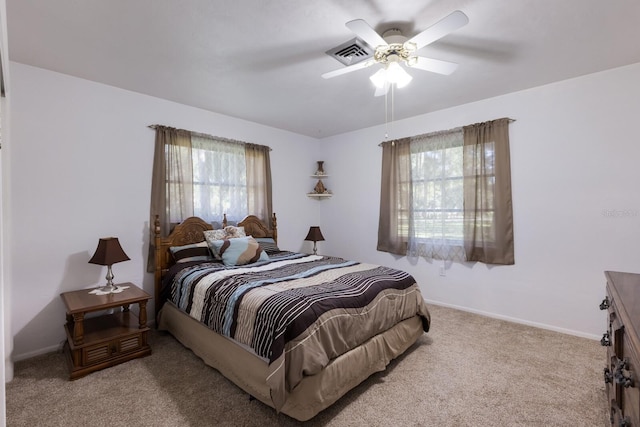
[97, 266, 120, 293]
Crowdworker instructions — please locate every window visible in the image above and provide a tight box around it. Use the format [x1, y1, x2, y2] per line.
[148, 126, 272, 271]
[190, 136, 248, 224]
[408, 129, 466, 261]
[378, 118, 514, 265]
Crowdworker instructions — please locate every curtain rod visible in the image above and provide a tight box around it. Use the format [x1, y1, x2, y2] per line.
[148, 124, 272, 151]
[378, 117, 516, 147]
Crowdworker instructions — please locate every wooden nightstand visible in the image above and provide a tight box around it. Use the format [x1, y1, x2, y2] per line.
[60, 282, 152, 380]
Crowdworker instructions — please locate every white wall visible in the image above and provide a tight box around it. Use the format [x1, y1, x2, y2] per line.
[8, 62, 321, 359]
[8, 59, 640, 360]
[319, 62, 640, 339]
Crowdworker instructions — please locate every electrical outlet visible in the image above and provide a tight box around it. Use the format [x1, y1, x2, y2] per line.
[439, 266, 446, 276]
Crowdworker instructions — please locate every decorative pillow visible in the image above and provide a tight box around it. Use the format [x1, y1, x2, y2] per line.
[204, 229, 227, 241]
[254, 237, 280, 254]
[204, 227, 247, 259]
[208, 236, 269, 267]
[203, 230, 225, 260]
[169, 241, 215, 263]
[224, 225, 246, 238]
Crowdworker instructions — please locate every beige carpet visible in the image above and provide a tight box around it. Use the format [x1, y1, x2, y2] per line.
[6, 304, 608, 426]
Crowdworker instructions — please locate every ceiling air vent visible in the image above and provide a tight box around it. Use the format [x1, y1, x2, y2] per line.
[326, 38, 374, 66]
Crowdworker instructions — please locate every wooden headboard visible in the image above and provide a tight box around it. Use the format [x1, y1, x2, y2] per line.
[153, 213, 278, 315]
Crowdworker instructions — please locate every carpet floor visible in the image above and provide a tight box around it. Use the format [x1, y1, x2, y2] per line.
[6, 304, 609, 426]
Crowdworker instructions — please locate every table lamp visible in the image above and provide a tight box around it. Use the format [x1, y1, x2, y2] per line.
[89, 237, 130, 293]
[304, 226, 325, 255]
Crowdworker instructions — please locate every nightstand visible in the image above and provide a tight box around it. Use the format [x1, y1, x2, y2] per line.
[60, 282, 152, 380]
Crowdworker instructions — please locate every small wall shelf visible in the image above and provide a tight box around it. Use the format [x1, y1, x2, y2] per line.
[307, 193, 332, 199]
[307, 161, 332, 200]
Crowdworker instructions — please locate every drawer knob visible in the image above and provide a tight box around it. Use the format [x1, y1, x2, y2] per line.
[614, 358, 634, 388]
[600, 296, 610, 310]
[601, 331, 611, 347]
[604, 367, 613, 384]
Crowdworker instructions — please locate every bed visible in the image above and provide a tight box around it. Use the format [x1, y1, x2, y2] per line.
[153, 214, 431, 421]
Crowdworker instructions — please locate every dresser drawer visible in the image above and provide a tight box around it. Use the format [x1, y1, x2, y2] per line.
[603, 291, 621, 406]
[601, 293, 620, 349]
[610, 298, 623, 336]
[611, 404, 630, 427]
[619, 336, 640, 426]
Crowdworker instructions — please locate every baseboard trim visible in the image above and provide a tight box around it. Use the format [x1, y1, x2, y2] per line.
[12, 318, 158, 362]
[424, 299, 601, 341]
[12, 342, 63, 362]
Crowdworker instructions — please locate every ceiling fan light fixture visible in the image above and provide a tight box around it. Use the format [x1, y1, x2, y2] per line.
[370, 62, 413, 89]
[386, 62, 413, 88]
[369, 68, 388, 89]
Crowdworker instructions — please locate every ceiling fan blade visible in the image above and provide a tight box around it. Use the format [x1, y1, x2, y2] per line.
[346, 19, 388, 48]
[321, 60, 373, 79]
[409, 56, 459, 75]
[405, 10, 469, 51]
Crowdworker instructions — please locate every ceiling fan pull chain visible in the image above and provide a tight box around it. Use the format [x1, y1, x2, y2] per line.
[391, 84, 395, 132]
[384, 87, 389, 139]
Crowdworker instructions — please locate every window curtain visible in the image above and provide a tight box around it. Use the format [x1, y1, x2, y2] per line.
[245, 143, 273, 224]
[463, 118, 514, 264]
[147, 126, 193, 272]
[377, 118, 514, 265]
[377, 138, 411, 255]
[147, 126, 272, 272]
[408, 128, 466, 262]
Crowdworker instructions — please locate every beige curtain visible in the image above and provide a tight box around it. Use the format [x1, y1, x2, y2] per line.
[147, 126, 193, 272]
[462, 118, 514, 265]
[377, 138, 412, 255]
[245, 143, 273, 224]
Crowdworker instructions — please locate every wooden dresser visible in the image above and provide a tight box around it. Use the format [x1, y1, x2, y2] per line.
[602, 271, 640, 426]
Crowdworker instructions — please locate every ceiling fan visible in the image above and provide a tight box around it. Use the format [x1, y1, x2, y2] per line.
[322, 10, 469, 96]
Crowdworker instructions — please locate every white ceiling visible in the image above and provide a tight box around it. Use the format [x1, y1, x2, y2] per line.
[7, 0, 640, 138]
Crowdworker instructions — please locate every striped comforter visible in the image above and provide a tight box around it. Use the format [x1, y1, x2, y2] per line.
[165, 251, 431, 410]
